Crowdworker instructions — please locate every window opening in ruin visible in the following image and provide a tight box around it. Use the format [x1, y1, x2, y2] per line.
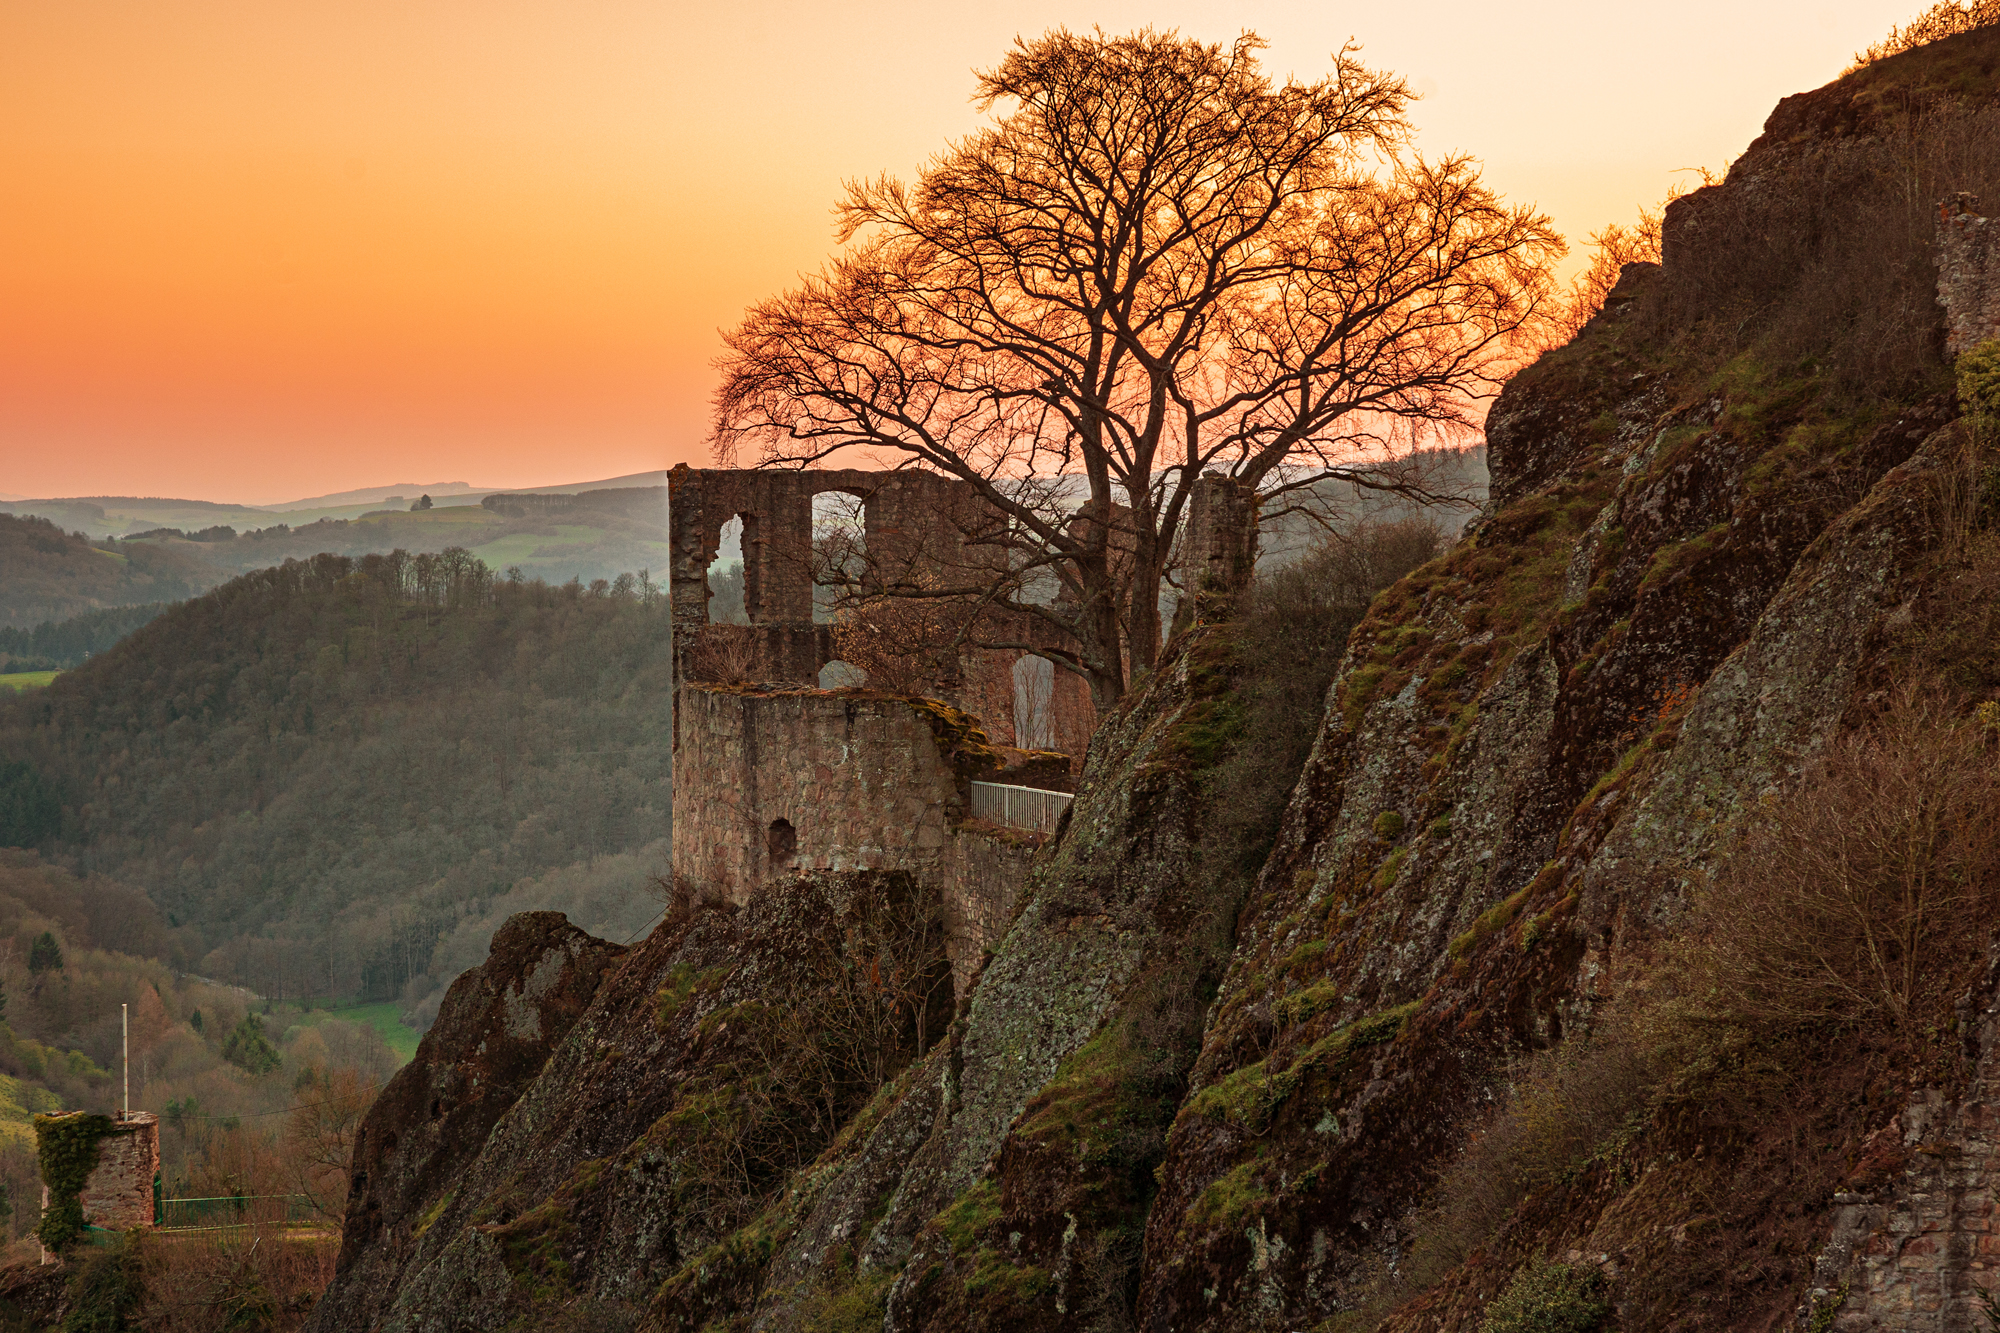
[705, 516, 749, 625]
[1013, 655, 1055, 749]
[768, 818, 797, 867]
[811, 492, 867, 623]
[820, 660, 868, 689]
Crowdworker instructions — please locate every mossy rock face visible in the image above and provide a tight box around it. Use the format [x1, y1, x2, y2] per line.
[1132, 118, 1972, 1328]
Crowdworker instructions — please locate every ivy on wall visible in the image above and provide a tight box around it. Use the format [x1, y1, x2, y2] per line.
[34, 1112, 116, 1252]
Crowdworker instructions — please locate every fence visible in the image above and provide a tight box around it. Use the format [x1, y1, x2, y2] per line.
[968, 781, 1073, 835]
[158, 1194, 318, 1231]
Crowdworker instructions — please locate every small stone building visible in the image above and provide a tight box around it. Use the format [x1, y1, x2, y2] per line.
[40, 1111, 159, 1233]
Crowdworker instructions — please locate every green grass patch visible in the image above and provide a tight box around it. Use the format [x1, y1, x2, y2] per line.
[1186, 1003, 1418, 1132]
[1448, 882, 1540, 961]
[1188, 1157, 1267, 1231]
[936, 1179, 1002, 1251]
[288, 1000, 420, 1064]
[0, 671, 58, 692]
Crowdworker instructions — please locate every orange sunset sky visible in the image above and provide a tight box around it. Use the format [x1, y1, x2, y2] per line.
[1, 0, 1928, 505]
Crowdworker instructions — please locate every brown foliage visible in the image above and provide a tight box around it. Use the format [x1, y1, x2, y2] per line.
[1640, 99, 2000, 398]
[286, 1066, 379, 1225]
[686, 625, 762, 684]
[1686, 688, 2000, 1054]
[828, 592, 978, 696]
[137, 1227, 339, 1333]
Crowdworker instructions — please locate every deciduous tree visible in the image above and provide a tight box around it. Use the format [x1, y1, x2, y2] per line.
[715, 28, 1563, 706]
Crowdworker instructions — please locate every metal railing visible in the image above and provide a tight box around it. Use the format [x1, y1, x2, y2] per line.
[158, 1194, 318, 1231]
[968, 781, 1072, 834]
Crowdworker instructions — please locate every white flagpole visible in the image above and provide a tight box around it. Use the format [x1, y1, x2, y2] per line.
[122, 1003, 129, 1120]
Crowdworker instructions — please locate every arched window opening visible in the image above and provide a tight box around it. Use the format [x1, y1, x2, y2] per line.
[819, 660, 868, 689]
[705, 516, 749, 625]
[1013, 655, 1055, 750]
[768, 818, 797, 868]
[811, 492, 867, 623]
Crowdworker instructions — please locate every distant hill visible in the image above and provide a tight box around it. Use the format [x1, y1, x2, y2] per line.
[265, 480, 486, 510]
[0, 514, 217, 628]
[0, 548, 669, 1025]
[0, 490, 674, 624]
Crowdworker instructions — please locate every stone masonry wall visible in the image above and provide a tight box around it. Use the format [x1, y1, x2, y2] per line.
[1940, 194, 2000, 357]
[936, 826, 1038, 995]
[672, 684, 1040, 992]
[80, 1113, 158, 1230]
[1809, 951, 2000, 1331]
[672, 686, 963, 902]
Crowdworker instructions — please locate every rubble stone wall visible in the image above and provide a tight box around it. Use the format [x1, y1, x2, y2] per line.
[1811, 951, 2000, 1331]
[1940, 195, 2000, 357]
[81, 1114, 158, 1230]
[672, 685, 1041, 991]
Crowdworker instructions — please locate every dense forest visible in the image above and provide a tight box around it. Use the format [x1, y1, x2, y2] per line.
[0, 603, 174, 673]
[0, 516, 211, 629]
[0, 548, 670, 1025]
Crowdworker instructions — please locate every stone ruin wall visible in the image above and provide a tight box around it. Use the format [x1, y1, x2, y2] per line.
[1810, 952, 2000, 1331]
[671, 685, 1035, 991]
[665, 468, 1262, 986]
[665, 464, 1259, 744]
[47, 1112, 159, 1233]
[1940, 194, 2000, 358]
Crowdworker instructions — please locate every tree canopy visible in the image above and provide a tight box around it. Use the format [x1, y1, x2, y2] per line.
[714, 28, 1562, 704]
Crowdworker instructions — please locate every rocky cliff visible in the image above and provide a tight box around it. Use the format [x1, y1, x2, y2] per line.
[312, 29, 2000, 1333]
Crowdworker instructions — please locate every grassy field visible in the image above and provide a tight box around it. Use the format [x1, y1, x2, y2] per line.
[0, 671, 57, 692]
[287, 1001, 421, 1065]
[466, 524, 609, 568]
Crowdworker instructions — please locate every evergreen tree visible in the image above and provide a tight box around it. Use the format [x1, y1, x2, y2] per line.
[221, 1014, 281, 1076]
[27, 931, 62, 974]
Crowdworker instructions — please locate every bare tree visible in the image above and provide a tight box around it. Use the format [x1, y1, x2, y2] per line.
[714, 28, 1563, 708]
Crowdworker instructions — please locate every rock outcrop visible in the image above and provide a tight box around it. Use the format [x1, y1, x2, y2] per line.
[309, 911, 627, 1332]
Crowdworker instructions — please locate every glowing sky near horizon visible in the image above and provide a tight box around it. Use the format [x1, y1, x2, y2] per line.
[1, 0, 1924, 504]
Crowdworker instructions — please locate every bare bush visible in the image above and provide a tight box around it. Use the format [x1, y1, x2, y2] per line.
[1687, 688, 2000, 1053]
[687, 626, 762, 684]
[138, 1227, 339, 1333]
[286, 1066, 378, 1225]
[1850, 1, 2000, 70]
[1643, 103, 2000, 398]
[829, 590, 978, 697]
[673, 875, 953, 1239]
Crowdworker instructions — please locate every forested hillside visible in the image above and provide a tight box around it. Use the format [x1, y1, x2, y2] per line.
[0, 516, 211, 628]
[0, 603, 174, 673]
[0, 548, 670, 1025]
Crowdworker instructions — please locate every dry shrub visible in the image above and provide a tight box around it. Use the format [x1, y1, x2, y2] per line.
[687, 625, 762, 684]
[1380, 1016, 1660, 1313]
[1850, 1, 2000, 70]
[137, 1226, 338, 1333]
[1358, 688, 2000, 1329]
[1684, 687, 2000, 1057]
[286, 1066, 378, 1226]
[1200, 518, 1444, 870]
